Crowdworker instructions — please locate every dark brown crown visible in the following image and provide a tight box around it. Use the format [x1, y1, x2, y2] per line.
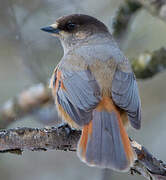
[56, 14, 109, 33]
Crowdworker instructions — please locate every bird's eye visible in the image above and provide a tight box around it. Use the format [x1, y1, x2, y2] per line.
[66, 23, 76, 31]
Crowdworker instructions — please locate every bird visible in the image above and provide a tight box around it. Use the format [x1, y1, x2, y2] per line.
[41, 14, 141, 172]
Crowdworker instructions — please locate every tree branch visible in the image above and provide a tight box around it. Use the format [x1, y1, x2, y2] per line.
[132, 47, 166, 79]
[112, 0, 142, 42]
[112, 0, 166, 43]
[0, 125, 166, 179]
[0, 125, 80, 153]
[133, 0, 166, 23]
[0, 84, 54, 129]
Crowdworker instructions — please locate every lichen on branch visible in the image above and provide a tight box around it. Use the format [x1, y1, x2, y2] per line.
[132, 48, 166, 79]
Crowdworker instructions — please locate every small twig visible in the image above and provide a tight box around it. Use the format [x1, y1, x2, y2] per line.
[131, 140, 166, 180]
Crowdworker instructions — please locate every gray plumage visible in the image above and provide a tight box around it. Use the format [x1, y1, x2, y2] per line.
[57, 69, 101, 126]
[112, 68, 141, 129]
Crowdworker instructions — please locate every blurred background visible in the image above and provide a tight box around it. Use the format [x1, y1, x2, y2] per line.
[0, 0, 166, 180]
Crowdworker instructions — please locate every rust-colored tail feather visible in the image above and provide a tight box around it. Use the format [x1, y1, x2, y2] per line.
[78, 121, 93, 161]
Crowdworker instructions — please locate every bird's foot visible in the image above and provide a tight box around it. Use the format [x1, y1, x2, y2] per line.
[57, 123, 72, 137]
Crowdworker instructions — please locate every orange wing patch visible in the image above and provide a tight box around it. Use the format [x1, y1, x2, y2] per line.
[50, 68, 67, 96]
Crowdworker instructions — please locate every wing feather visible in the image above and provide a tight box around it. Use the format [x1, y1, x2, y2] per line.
[55, 68, 101, 126]
[112, 68, 141, 129]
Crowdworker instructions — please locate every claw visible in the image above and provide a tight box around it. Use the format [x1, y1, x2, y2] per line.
[58, 123, 72, 137]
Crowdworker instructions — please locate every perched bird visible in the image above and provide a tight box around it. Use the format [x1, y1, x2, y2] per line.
[41, 14, 141, 171]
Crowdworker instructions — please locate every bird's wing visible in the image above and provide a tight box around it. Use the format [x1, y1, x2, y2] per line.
[111, 63, 141, 129]
[52, 64, 101, 127]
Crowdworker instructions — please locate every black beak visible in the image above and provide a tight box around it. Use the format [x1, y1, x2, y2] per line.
[40, 26, 60, 34]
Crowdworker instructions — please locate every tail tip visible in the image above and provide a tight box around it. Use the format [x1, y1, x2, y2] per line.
[77, 146, 135, 172]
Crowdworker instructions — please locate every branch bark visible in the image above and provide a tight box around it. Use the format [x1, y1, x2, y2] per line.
[0, 125, 166, 180]
[0, 125, 80, 153]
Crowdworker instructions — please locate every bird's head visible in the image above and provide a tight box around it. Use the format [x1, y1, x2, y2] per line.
[41, 14, 109, 50]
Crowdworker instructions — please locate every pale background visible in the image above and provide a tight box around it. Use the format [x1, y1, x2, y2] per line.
[0, 0, 166, 180]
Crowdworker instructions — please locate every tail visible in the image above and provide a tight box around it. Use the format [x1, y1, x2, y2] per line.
[77, 97, 135, 171]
